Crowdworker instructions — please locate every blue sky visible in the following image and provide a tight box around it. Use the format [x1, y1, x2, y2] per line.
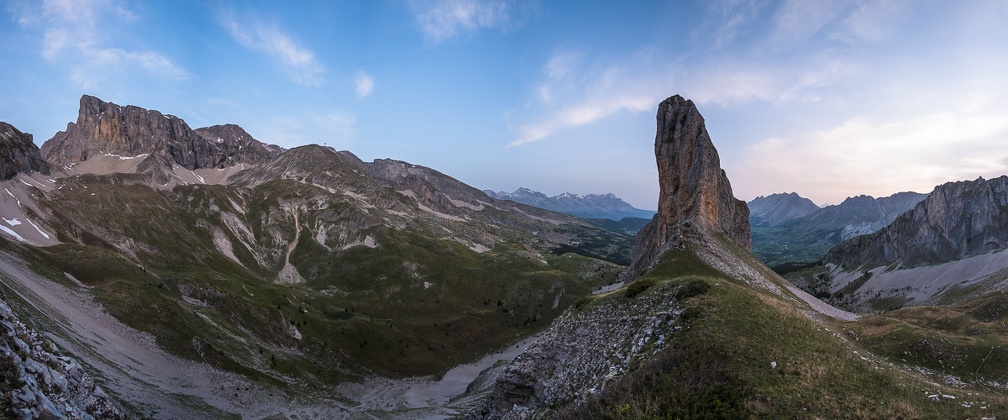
[2, 0, 1008, 209]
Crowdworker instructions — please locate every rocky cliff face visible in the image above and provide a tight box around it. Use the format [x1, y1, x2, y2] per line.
[825, 176, 1008, 269]
[0, 121, 51, 180]
[786, 192, 927, 241]
[750, 190, 927, 267]
[748, 192, 819, 227]
[40, 95, 277, 170]
[626, 95, 750, 280]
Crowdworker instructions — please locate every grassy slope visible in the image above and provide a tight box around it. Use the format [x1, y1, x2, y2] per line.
[846, 292, 1008, 386]
[19, 173, 623, 393]
[561, 244, 1008, 418]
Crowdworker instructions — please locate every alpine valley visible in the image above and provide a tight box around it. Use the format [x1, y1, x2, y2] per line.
[2, 93, 1008, 419]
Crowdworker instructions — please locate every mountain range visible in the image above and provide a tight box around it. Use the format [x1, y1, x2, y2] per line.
[2, 94, 1008, 418]
[814, 176, 1008, 311]
[484, 187, 655, 221]
[0, 95, 633, 417]
[749, 190, 927, 268]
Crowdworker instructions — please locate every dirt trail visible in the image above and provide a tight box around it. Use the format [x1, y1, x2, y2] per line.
[337, 335, 537, 417]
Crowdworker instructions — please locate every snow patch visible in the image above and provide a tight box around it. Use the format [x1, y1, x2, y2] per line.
[3, 218, 21, 226]
[26, 219, 50, 240]
[0, 225, 26, 242]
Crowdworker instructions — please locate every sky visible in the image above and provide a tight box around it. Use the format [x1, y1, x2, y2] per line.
[2, 0, 1008, 210]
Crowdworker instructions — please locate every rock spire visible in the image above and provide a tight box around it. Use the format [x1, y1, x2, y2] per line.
[626, 95, 750, 280]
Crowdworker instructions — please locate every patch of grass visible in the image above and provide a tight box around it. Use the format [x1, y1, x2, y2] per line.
[846, 291, 1008, 383]
[562, 248, 1008, 418]
[622, 278, 656, 299]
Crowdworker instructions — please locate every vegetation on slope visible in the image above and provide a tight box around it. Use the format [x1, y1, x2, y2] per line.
[845, 291, 1008, 386]
[15, 167, 627, 393]
[559, 249, 1008, 418]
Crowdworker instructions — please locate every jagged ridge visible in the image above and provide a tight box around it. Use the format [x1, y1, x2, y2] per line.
[40, 95, 278, 171]
[826, 176, 1008, 269]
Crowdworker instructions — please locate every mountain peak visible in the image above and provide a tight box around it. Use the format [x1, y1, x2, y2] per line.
[627, 95, 750, 279]
[0, 121, 51, 180]
[40, 95, 278, 172]
[748, 192, 819, 227]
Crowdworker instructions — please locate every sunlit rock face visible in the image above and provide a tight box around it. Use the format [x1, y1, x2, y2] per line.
[626, 95, 751, 281]
[41, 95, 277, 170]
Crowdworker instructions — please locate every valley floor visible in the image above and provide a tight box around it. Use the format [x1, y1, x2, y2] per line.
[0, 250, 528, 418]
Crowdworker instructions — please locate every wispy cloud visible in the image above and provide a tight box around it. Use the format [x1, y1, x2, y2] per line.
[409, 0, 536, 43]
[508, 0, 891, 148]
[508, 49, 667, 147]
[220, 12, 324, 86]
[735, 100, 1008, 204]
[354, 72, 374, 98]
[14, 0, 187, 87]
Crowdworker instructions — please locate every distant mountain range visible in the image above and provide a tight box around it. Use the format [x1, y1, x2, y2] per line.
[749, 191, 927, 268]
[484, 187, 655, 220]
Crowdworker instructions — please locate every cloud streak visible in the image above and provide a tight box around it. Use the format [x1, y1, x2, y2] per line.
[355, 72, 374, 98]
[409, 0, 535, 43]
[221, 12, 324, 86]
[16, 0, 187, 87]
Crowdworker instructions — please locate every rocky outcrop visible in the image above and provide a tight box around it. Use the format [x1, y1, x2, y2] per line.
[40, 95, 277, 170]
[825, 176, 1008, 269]
[194, 124, 283, 164]
[470, 278, 690, 418]
[626, 95, 750, 280]
[748, 192, 819, 227]
[485, 188, 655, 220]
[0, 122, 51, 180]
[1, 298, 121, 418]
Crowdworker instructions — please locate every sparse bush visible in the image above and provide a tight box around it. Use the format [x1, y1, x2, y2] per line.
[624, 278, 657, 299]
[671, 277, 709, 300]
